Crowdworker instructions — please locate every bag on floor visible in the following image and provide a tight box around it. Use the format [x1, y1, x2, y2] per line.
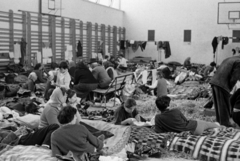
[5, 73, 17, 84]
[14, 75, 28, 83]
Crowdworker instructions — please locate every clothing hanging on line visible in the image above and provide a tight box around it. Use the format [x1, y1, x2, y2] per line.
[131, 41, 140, 52]
[20, 38, 27, 65]
[222, 37, 229, 49]
[14, 42, 21, 59]
[76, 40, 83, 57]
[156, 41, 171, 59]
[140, 41, 147, 51]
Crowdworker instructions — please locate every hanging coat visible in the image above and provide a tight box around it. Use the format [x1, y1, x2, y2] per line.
[212, 37, 218, 54]
[76, 40, 83, 57]
[20, 38, 27, 65]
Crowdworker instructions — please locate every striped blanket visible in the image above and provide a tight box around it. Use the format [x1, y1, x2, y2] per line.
[128, 126, 240, 161]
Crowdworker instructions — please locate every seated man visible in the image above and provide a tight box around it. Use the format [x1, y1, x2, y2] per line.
[202, 61, 216, 78]
[117, 54, 128, 71]
[154, 96, 220, 135]
[90, 61, 111, 89]
[113, 98, 141, 125]
[51, 105, 104, 157]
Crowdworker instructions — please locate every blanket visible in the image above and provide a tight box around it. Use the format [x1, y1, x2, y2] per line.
[169, 127, 240, 161]
[128, 126, 240, 161]
[81, 120, 131, 155]
[0, 145, 57, 161]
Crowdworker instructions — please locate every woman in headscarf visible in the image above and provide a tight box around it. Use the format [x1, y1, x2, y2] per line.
[39, 87, 68, 128]
[183, 57, 192, 69]
[73, 61, 98, 100]
[21, 72, 38, 93]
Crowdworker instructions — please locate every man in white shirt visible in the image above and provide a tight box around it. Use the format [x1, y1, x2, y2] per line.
[118, 54, 128, 71]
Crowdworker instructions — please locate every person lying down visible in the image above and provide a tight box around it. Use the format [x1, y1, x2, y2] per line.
[114, 97, 221, 135]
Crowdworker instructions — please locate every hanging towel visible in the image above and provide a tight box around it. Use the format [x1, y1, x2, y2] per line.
[130, 40, 135, 44]
[157, 41, 163, 51]
[222, 37, 229, 49]
[76, 41, 82, 57]
[37, 51, 42, 63]
[14, 43, 21, 59]
[162, 41, 171, 59]
[211, 37, 218, 54]
[42, 48, 52, 58]
[131, 41, 139, 52]
[140, 41, 147, 51]
[20, 38, 27, 65]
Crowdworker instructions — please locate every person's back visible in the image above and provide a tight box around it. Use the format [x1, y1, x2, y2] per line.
[52, 124, 101, 157]
[210, 56, 240, 93]
[39, 103, 59, 128]
[92, 66, 111, 88]
[154, 96, 220, 135]
[51, 106, 103, 157]
[155, 108, 197, 133]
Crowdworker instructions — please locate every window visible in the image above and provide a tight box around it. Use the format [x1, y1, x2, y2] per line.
[233, 30, 240, 43]
[87, 0, 121, 9]
[148, 30, 155, 41]
[184, 30, 191, 42]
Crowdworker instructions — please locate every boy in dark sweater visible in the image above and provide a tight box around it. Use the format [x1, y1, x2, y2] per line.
[51, 105, 104, 158]
[154, 96, 220, 135]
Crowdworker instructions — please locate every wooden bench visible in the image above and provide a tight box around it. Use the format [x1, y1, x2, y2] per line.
[92, 72, 136, 107]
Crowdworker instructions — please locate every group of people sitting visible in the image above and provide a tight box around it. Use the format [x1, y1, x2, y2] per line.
[20, 53, 128, 105]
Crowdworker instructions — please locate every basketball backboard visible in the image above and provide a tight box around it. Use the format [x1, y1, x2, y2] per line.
[41, 0, 62, 17]
[218, 2, 240, 24]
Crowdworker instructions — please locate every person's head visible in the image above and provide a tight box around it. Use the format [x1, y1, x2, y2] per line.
[66, 89, 77, 104]
[28, 72, 38, 82]
[157, 70, 164, 79]
[34, 63, 42, 70]
[57, 105, 77, 125]
[50, 62, 59, 70]
[90, 62, 99, 69]
[210, 61, 216, 67]
[105, 55, 109, 60]
[59, 61, 68, 73]
[69, 61, 76, 68]
[25, 102, 39, 114]
[155, 96, 171, 112]
[186, 57, 191, 61]
[124, 98, 137, 114]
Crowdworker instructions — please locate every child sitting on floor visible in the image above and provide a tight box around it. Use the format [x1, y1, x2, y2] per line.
[154, 96, 220, 135]
[113, 98, 141, 125]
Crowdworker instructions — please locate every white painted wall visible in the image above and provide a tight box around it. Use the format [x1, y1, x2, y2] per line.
[0, 0, 124, 27]
[121, 0, 240, 65]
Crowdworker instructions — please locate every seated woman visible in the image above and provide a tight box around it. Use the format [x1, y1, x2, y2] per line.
[39, 88, 81, 127]
[145, 70, 168, 97]
[66, 89, 82, 121]
[53, 61, 71, 90]
[21, 72, 38, 93]
[113, 98, 141, 125]
[73, 61, 98, 100]
[0, 124, 59, 149]
[44, 63, 59, 100]
[183, 57, 192, 70]
[33, 63, 47, 83]
[51, 105, 104, 158]
[39, 87, 68, 128]
[154, 96, 220, 135]
[202, 61, 216, 78]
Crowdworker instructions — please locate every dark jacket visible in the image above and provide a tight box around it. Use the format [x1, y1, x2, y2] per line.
[230, 88, 240, 110]
[74, 62, 98, 84]
[33, 70, 47, 83]
[210, 56, 240, 93]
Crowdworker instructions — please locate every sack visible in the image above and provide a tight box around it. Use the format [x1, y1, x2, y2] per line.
[7, 62, 24, 73]
[5, 73, 17, 84]
[14, 75, 28, 83]
[174, 72, 188, 84]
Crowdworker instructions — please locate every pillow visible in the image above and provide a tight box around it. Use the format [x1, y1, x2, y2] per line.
[16, 114, 40, 129]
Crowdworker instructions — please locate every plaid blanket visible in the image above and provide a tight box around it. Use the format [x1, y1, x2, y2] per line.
[0, 145, 57, 161]
[128, 126, 240, 161]
[169, 127, 240, 161]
